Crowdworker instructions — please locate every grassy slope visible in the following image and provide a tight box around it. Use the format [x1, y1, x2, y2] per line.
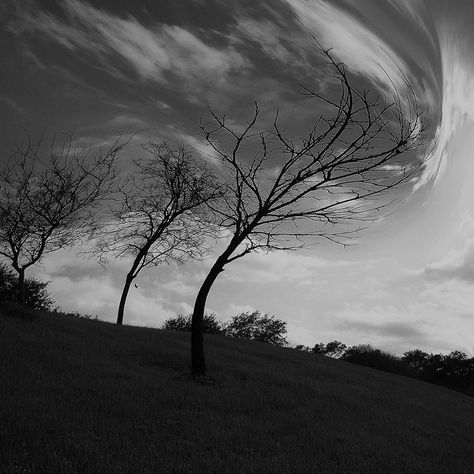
[1, 307, 473, 474]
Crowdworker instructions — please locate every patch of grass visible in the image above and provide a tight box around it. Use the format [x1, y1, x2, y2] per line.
[1, 306, 473, 473]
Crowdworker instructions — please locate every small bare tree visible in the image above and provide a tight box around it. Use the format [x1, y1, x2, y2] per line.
[190, 50, 422, 377]
[0, 135, 124, 304]
[92, 142, 220, 325]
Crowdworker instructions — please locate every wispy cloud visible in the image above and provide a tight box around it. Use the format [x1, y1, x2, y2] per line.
[286, 0, 412, 97]
[178, 134, 222, 164]
[424, 241, 474, 283]
[332, 300, 471, 355]
[235, 17, 292, 64]
[16, 0, 247, 87]
[339, 319, 425, 341]
[225, 250, 350, 284]
[385, 0, 434, 41]
[0, 96, 25, 114]
[108, 114, 149, 129]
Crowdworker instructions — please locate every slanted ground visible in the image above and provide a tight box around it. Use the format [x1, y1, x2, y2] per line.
[1, 305, 473, 473]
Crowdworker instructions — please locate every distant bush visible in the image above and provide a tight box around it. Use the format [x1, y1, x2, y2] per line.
[341, 344, 406, 375]
[162, 310, 287, 346]
[162, 313, 225, 335]
[312, 340, 347, 358]
[402, 349, 474, 391]
[295, 344, 312, 352]
[310, 338, 474, 396]
[0, 263, 54, 311]
[225, 311, 287, 346]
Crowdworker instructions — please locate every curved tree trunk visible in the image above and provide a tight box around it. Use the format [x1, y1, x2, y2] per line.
[191, 240, 240, 377]
[117, 246, 150, 325]
[191, 265, 223, 377]
[117, 272, 135, 325]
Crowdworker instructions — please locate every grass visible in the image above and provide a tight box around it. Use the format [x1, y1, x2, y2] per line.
[1, 304, 473, 473]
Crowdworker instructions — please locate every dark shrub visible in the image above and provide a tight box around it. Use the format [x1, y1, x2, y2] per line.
[403, 349, 474, 391]
[311, 341, 347, 358]
[341, 344, 406, 375]
[312, 343, 327, 354]
[162, 313, 224, 335]
[295, 344, 312, 352]
[225, 311, 287, 346]
[0, 263, 54, 311]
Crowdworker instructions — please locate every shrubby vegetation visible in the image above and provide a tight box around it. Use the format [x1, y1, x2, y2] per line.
[301, 340, 474, 396]
[0, 263, 54, 311]
[225, 311, 287, 346]
[312, 340, 347, 358]
[402, 349, 474, 393]
[162, 311, 287, 346]
[162, 313, 225, 335]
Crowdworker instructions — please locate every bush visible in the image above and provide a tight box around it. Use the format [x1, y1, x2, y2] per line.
[162, 313, 225, 335]
[295, 344, 312, 352]
[312, 340, 347, 358]
[403, 349, 474, 391]
[341, 344, 406, 375]
[162, 311, 287, 346]
[310, 338, 474, 395]
[0, 263, 54, 311]
[225, 311, 287, 346]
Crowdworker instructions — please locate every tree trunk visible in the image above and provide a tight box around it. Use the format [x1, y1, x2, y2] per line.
[16, 268, 25, 306]
[117, 272, 135, 325]
[117, 246, 150, 325]
[191, 241, 239, 377]
[191, 263, 224, 377]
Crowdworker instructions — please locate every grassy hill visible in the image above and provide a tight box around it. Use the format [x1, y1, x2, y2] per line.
[1, 305, 473, 473]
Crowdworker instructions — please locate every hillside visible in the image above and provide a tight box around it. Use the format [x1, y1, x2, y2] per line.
[1, 305, 473, 473]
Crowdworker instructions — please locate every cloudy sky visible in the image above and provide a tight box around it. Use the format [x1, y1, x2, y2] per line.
[1, 0, 474, 355]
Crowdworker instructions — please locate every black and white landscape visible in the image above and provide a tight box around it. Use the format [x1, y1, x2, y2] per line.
[1, 1, 473, 472]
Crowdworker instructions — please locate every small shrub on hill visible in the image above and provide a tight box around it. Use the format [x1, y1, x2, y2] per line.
[295, 344, 312, 352]
[312, 340, 347, 358]
[162, 310, 288, 346]
[225, 311, 287, 346]
[162, 313, 225, 335]
[341, 344, 406, 375]
[0, 263, 54, 311]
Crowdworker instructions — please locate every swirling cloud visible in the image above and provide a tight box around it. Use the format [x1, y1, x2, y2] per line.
[286, 0, 412, 98]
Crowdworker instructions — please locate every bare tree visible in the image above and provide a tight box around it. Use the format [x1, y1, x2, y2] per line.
[190, 50, 422, 377]
[92, 142, 220, 325]
[0, 134, 124, 304]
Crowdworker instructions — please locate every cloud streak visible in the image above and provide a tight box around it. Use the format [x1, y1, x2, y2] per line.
[17, 0, 247, 87]
[424, 241, 474, 283]
[415, 27, 474, 189]
[285, 0, 412, 98]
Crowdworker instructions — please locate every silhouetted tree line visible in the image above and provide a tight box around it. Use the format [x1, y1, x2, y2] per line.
[296, 341, 474, 396]
[162, 311, 287, 346]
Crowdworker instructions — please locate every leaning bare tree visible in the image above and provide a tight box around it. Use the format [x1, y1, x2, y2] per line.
[0, 135, 124, 305]
[190, 50, 422, 377]
[92, 142, 220, 325]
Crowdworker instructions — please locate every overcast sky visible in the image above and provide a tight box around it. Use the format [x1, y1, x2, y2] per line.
[1, 0, 474, 355]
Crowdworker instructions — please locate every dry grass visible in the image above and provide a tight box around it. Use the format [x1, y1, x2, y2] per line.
[1, 305, 473, 473]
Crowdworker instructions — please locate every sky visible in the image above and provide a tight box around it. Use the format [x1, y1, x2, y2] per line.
[1, 0, 474, 355]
